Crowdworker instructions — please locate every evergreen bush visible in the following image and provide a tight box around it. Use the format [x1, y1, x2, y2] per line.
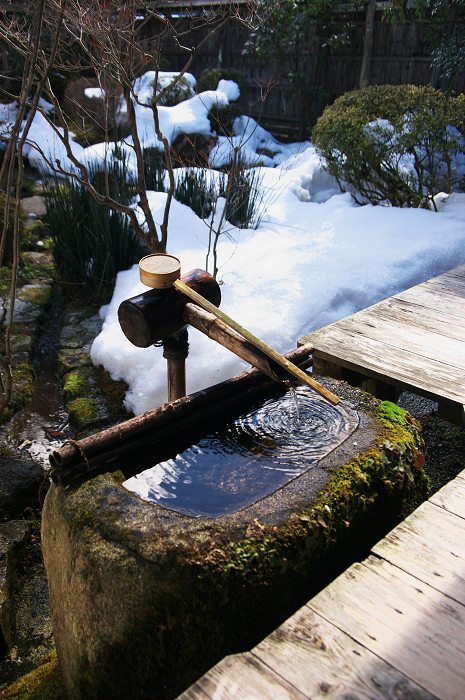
[312, 85, 465, 209]
[222, 162, 264, 229]
[154, 75, 194, 106]
[142, 147, 167, 192]
[174, 164, 264, 230]
[174, 169, 214, 219]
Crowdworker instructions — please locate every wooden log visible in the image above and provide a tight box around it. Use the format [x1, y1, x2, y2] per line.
[118, 269, 221, 348]
[49, 344, 315, 479]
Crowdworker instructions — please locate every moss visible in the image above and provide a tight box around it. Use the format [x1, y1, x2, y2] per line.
[17, 284, 52, 307]
[46, 398, 429, 699]
[94, 366, 130, 416]
[62, 369, 91, 402]
[1, 650, 67, 699]
[1, 362, 35, 423]
[67, 397, 97, 427]
[187, 401, 427, 603]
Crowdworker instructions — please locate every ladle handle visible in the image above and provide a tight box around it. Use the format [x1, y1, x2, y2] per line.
[173, 279, 340, 405]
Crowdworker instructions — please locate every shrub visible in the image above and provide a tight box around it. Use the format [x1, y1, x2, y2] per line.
[221, 162, 265, 229]
[312, 85, 465, 209]
[143, 147, 167, 191]
[43, 154, 150, 303]
[195, 69, 247, 95]
[154, 75, 194, 106]
[174, 163, 264, 230]
[63, 77, 131, 146]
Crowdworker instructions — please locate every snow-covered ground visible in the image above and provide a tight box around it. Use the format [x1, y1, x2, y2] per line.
[3, 73, 465, 415]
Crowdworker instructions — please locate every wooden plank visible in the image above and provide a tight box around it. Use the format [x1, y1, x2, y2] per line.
[372, 500, 465, 605]
[430, 475, 465, 520]
[308, 555, 465, 700]
[420, 278, 465, 299]
[331, 311, 465, 370]
[177, 652, 308, 700]
[252, 604, 439, 700]
[395, 285, 465, 318]
[310, 326, 465, 402]
[365, 297, 465, 343]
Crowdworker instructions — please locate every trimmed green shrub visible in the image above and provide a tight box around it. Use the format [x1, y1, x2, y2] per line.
[312, 85, 465, 209]
[195, 68, 247, 95]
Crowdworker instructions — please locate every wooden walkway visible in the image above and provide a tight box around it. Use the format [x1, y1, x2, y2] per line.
[178, 469, 465, 700]
[298, 263, 465, 426]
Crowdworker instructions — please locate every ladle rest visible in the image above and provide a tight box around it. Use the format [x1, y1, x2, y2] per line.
[41, 376, 428, 700]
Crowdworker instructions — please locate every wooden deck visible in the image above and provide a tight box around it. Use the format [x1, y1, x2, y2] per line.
[178, 469, 465, 700]
[298, 263, 465, 426]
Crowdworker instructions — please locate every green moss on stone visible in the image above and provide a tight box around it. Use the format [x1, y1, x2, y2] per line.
[1, 650, 67, 700]
[1, 362, 35, 423]
[18, 284, 52, 306]
[63, 369, 91, 402]
[67, 397, 97, 427]
[187, 401, 427, 603]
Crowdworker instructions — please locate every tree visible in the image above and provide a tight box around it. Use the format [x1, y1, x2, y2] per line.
[0, 0, 253, 419]
[243, 0, 357, 138]
[386, 0, 465, 91]
[358, 0, 376, 88]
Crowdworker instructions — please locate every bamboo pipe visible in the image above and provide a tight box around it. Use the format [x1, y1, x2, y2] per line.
[174, 279, 339, 406]
[50, 344, 315, 476]
[183, 303, 286, 384]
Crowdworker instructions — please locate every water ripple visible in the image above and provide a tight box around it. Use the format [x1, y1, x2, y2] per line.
[124, 387, 359, 518]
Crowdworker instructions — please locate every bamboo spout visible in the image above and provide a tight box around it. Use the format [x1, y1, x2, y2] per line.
[183, 303, 286, 384]
[131, 255, 339, 405]
[175, 279, 339, 406]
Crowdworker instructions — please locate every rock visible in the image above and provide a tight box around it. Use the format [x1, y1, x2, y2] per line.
[171, 132, 217, 167]
[0, 457, 48, 519]
[41, 378, 428, 700]
[19, 196, 47, 219]
[59, 311, 103, 376]
[0, 521, 32, 650]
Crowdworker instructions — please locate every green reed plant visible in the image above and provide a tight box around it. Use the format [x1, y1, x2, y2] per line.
[221, 161, 264, 229]
[174, 169, 215, 219]
[44, 154, 150, 302]
[143, 147, 167, 192]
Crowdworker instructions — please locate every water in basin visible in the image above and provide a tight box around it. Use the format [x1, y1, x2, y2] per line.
[123, 386, 358, 518]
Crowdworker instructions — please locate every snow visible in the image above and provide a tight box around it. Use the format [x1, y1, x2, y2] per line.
[3, 72, 465, 416]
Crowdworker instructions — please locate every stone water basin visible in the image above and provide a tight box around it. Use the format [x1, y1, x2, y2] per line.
[42, 361, 428, 700]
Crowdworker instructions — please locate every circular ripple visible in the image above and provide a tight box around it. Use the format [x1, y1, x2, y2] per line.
[229, 386, 353, 465]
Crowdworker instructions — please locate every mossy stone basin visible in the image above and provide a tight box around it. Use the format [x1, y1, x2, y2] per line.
[41, 377, 428, 700]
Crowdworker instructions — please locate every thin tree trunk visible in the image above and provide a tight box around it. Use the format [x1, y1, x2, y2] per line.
[359, 0, 377, 88]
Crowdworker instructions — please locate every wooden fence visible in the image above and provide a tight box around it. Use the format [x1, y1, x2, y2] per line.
[155, 7, 465, 140]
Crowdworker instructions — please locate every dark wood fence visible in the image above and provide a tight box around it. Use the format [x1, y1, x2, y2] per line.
[157, 9, 465, 141]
